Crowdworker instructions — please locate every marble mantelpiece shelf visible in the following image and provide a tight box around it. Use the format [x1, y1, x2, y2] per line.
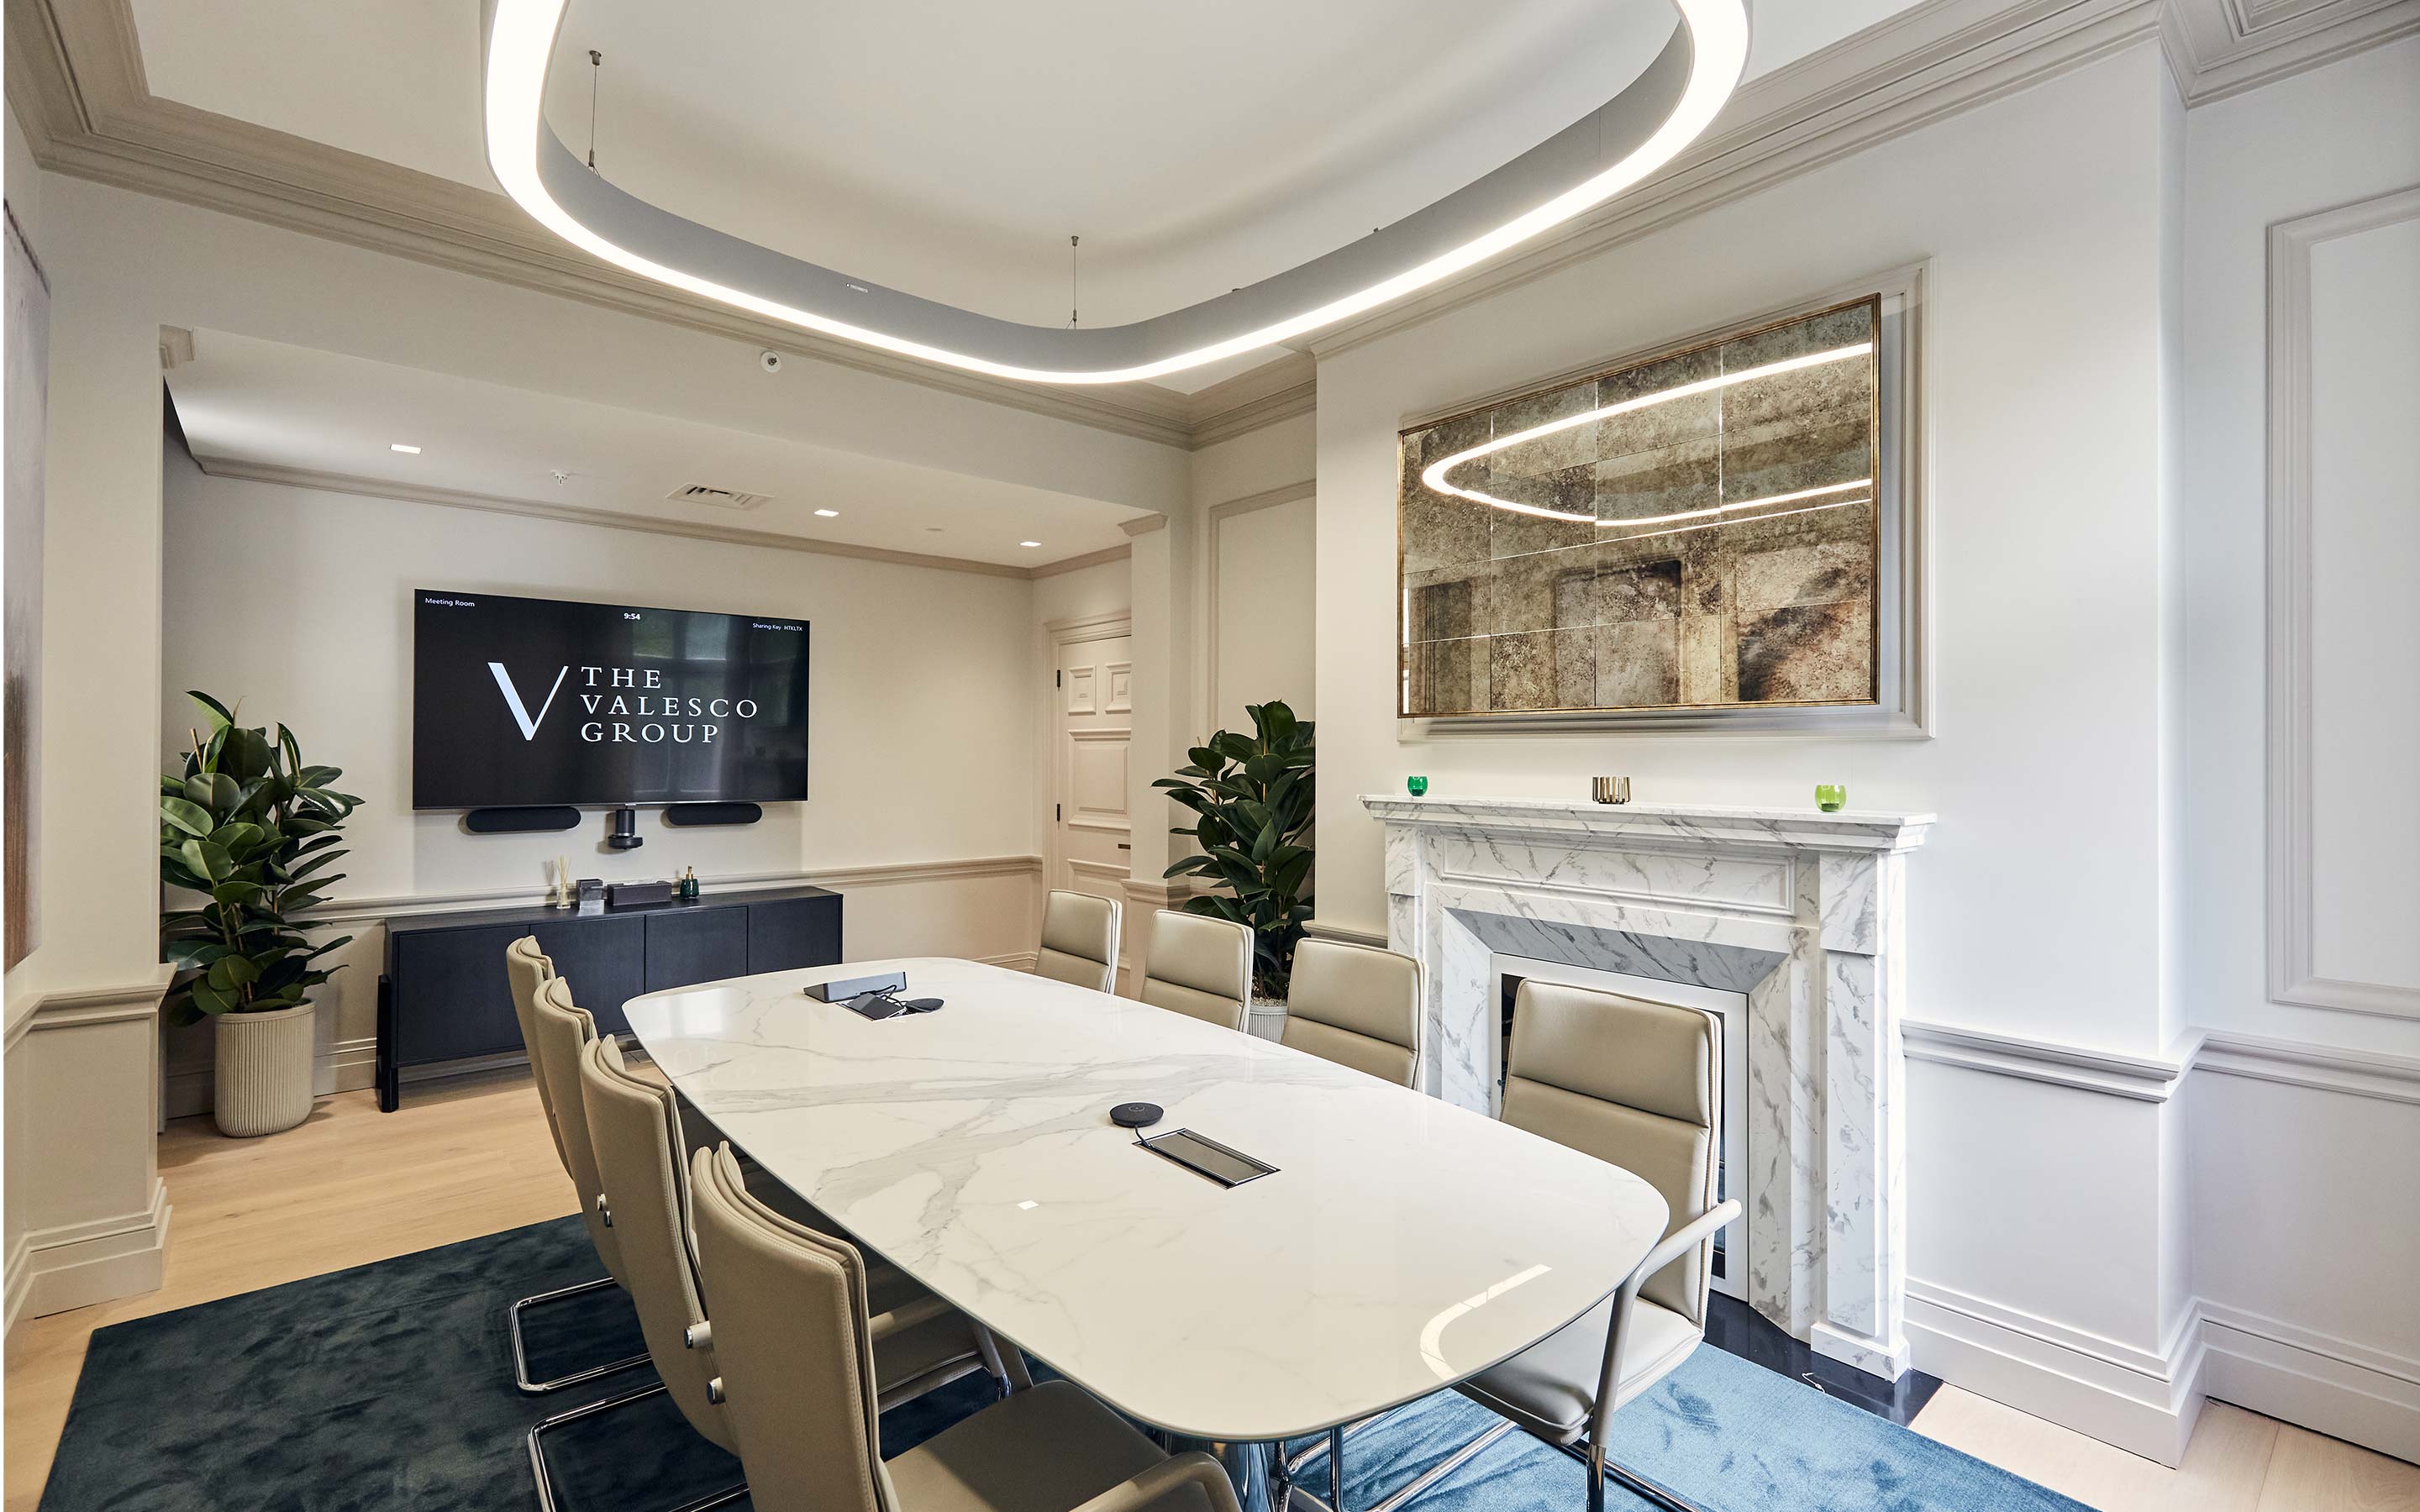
[1359, 795, 1934, 853]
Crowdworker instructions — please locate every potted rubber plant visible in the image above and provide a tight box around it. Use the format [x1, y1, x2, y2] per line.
[1154, 701, 1314, 1016]
[159, 692, 360, 1137]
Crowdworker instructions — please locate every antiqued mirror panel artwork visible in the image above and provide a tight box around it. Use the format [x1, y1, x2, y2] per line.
[1398, 297, 1881, 717]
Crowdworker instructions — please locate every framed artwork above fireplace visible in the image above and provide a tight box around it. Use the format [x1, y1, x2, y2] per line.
[1397, 268, 1931, 737]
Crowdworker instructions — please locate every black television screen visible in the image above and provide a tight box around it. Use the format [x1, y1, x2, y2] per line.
[413, 590, 809, 809]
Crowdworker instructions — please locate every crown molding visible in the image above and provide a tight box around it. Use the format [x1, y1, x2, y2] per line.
[188, 455, 1149, 581]
[1028, 543, 1132, 579]
[1118, 514, 1170, 538]
[12, 0, 2411, 441]
[3, 0, 1213, 446]
[1306, 0, 2417, 362]
[1179, 352, 1318, 449]
[2164, 0, 2420, 102]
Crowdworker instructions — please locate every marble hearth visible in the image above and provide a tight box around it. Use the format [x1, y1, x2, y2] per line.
[1362, 795, 1933, 1380]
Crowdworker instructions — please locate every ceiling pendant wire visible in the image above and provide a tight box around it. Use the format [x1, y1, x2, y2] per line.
[585, 49, 602, 170]
[1068, 235, 1081, 329]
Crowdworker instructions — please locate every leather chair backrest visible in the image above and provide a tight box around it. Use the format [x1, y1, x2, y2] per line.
[530, 976, 620, 1280]
[689, 1142, 896, 1512]
[1280, 940, 1423, 1089]
[1502, 980, 1720, 1326]
[578, 1037, 733, 1452]
[1036, 890, 1121, 994]
[504, 937, 571, 1173]
[1139, 911, 1251, 1031]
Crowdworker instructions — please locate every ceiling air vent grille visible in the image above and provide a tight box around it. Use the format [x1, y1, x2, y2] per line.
[668, 483, 771, 510]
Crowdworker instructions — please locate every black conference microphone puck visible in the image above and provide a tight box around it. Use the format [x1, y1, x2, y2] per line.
[1110, 1102, 1164, 1130]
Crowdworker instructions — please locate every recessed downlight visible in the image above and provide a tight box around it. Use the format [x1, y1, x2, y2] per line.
[1019, 541, 1041, 549]
[390, 443, 422, 454]
[813, 508, 839, 517]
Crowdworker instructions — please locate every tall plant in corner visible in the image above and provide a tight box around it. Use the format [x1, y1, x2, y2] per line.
[1155, 701, 1314, 999]
[160, 693, 360, 1135]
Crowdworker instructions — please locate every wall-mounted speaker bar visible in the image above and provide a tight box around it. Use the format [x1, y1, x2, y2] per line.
[462, 805, 581, 834]
[664, 801, 764, 827]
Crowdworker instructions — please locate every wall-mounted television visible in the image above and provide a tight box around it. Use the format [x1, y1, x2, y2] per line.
[413, 590, 809, 810]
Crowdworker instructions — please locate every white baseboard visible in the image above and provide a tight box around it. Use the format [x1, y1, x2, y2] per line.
[1906, 1278, 2207, 1467]
[18, 1180, 171, 1321]
[2201, 1302, 2420, 1465]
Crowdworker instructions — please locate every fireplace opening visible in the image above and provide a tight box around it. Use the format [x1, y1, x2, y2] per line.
[1498, 968, 1740, 1294]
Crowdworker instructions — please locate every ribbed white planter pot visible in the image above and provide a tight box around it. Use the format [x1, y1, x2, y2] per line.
[213, 1002, 317, 1137]
[1246, 996, 1288, 1042]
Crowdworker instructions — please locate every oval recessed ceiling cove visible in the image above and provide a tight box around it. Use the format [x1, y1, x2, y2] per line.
[481, 0, 1749, 386]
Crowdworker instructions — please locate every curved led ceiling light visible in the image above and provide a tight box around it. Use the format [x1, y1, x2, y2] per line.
[481, 0, 1748, 386]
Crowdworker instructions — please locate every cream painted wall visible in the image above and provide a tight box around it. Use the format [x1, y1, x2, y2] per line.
[1313, 40, 2196, 1449]
[1318, 46, 2175, 1049]
[158, 443, 1050, 1105]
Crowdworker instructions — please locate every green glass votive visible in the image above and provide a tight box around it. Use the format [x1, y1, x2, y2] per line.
[1815, 784, 1847, 812]
[1407, 775, 1429, 797]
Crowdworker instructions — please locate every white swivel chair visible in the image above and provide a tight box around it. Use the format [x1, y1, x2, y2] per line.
[1277, 940, 1423, 1089]
[688, 1141, 1242, 1512]
[1036, 890, 1122, 994]
[1442, 979, 1743, 1512]
[1138, 910, 1253, 1032]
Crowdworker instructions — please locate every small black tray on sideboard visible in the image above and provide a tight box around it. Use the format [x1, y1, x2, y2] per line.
[375, 885, 841, 1110]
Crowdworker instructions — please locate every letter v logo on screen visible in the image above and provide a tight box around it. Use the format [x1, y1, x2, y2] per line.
[488, 663, 569, 741]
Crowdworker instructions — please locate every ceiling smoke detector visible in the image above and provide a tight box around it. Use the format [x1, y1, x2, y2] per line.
[668, 483, 771, 511]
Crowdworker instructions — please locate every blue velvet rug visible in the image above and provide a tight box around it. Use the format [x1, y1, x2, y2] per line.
[39, 1215, 2095, 1511]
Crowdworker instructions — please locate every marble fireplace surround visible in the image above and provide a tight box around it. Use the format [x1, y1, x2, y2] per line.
[1362, 795, 1933, 1380]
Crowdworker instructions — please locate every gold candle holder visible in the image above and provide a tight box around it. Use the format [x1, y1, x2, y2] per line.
[1591, 776, 1631, 805]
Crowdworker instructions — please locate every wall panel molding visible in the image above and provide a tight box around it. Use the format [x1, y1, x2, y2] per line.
[297, 856, 1043, 929]
[2265, 184, 2420, 1020]
[1198, 478, 1316, 738]
[1902, 1018, 2191, 1100]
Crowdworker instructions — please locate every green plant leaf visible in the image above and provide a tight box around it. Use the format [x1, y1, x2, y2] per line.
[211, 879, 265, 908]
[179, 838, 231, 883]
[160, 795, 214, 837]
[187, 690, 236, 731]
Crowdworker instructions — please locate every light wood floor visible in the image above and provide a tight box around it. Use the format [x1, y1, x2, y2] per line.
[5, 1074, 2415, 1511]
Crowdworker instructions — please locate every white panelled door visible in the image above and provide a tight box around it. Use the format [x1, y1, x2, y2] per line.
[1055, 631, 1133, 916]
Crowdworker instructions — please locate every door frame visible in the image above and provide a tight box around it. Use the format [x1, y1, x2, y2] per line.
[1042, 612, 1134, 916]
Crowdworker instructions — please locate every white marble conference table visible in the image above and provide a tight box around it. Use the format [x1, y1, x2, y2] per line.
[623, 956, 1669, 1448]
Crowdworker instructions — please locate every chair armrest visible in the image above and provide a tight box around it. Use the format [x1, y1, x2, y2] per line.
[868, 1293, 953, 1342]
[1586, 1199, 1744, 1441]
[1067, 1452, 1243, 1512]
[1632, 1199, 1742, 1287]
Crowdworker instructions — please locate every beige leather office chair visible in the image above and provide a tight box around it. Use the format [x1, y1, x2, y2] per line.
[1445, 980, 1742, 1512]
[1138, 910, 1252, 1032]
[687, 1141, 1242, 1512]
[1278, 940, 1423, 1088]
[508, 966, 651, 1394]
[540, 1039, 996, 1512]
[1036, 890, 1122, 994]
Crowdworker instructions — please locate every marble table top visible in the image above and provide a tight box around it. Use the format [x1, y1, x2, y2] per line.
[624, 957, 1668, 1442]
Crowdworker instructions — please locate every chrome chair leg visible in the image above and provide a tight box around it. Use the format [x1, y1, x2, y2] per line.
[1328, 1425, 1344, 1511]
[1555, 1436, 1710, 1512]
[510, 1276, 652, 1394]
[526, 1381, 748, 1512]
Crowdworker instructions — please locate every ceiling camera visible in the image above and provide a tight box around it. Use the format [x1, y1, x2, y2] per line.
[759, 349, 782, 374]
